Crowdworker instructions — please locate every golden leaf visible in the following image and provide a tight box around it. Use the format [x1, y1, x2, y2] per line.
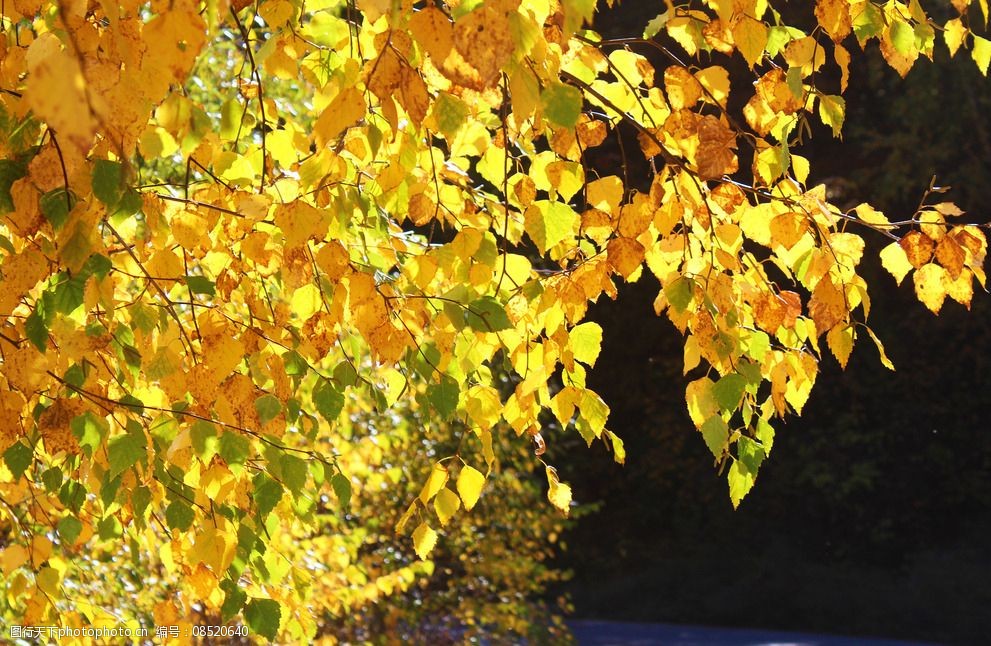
[606, 237, 645, 279]
[313, 87, 366, 148]
[410, 5, 454, 63]
[769, 212, 808, 250]
[935, 235, 966, 279]
[664, 66, 703, 110]
[808, 276, 846, 335]
[449, 3, 516, 90]
[900, 231, 935, 269]
[696, 115, 738, 180]
[815, 0, 853, 42]
[826, 323, 855, 369]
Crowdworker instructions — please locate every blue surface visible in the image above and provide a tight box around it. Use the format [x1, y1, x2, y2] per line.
[568, 621, 941, 646]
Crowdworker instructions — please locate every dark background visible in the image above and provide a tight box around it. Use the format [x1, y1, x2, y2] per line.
[552, 4, 991, 645]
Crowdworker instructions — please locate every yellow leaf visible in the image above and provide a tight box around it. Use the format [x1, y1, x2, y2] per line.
[36, 566, 61, 597]
[865, 326, 896, 370]
[1, 545, 30, 576]
[784, 36, 827, 77]
[189, 525, 234, 573]
[274, 200, 327, 249]
[914, 263, 948, 314]
[433, 488, 461, 526]
[686, 377, 718, 428]
[290, 284, 322, 321]
[880, 241, 914, 285]
[412, 522, 438, 560]
[418, 463, 449, 505]
[25, 34, 95, 153]
[456, 464, 486, 511]
[695, 66, 731, 107]
[943, 18, 967, 57]
[946, 267, 974, 308]
[465, 385, 502, 430]
[973, 35, 991, 74]
[545, 465, 572, 515]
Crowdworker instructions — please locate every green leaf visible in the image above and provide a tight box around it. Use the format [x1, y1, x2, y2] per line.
[728, 460, 756, 509]
[253, 474, 283, 517]
[528, 200, 578, 254]
[280, 454, 308, 496]
[282, 350, 308, 376]
[737, 436, 766, 475]
[131, 486, 151, 524]
[331, 472, 351, 508]
[755, 417, 775, 455]
[191, 421, 219, 461]
[664, 277, 694, 312]
[818, 94, 845, 137]
[429, 375, 460, 418]
[852, 2, 884, 42]
[185, 275, 216, 296]
[25, 306, 48, 351]
[219, 431, 250, 466]
[700, 416, 728, 460]
[52, 274, 86, 315]
[82, 253, 112, 280]
[107, 431, 147, 479]
[59, 480, 85, 512]
[41, 467, 63, 492]
[0, 159, 27, 212]
[466, 297, 512, 332]
[71, 412, 108, 457]
[114, 188, 143, 218]
[643, 11, 669, 39]
[713, 373, 747, 411]
[569, 321, 603, 366]
[3, 442, 33, 479]
[313, 379, 345, 422]
[40, 188, 74, 229]
[221, 581, 248, 622]
[244, 598, 281, 641]
[254, 394, 282, 425]
[220, 98, 242, 141]
[889, 19, 914, 56]
[333, 360, 358, 388]
[92, 159, 123, 207]
[58, 515, 83, 545]
[434, 92, 469, 138]
[541, 82, 583, 128]
[561, 0, 596, 36]
[165, 500, 195, 531]
[97, 515, 122, 539]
